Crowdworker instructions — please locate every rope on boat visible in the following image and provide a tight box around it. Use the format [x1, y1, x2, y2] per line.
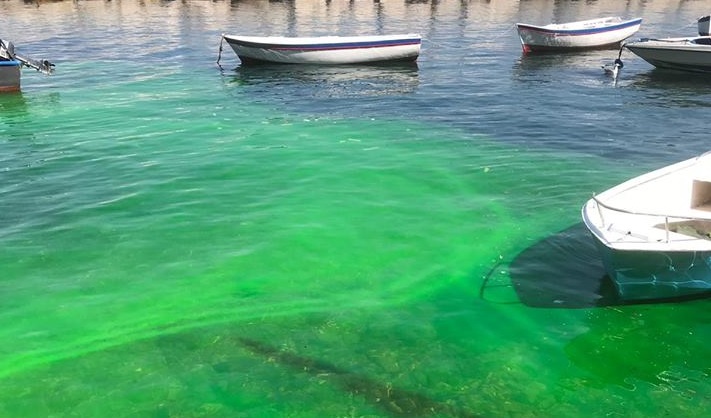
[479, 259, 504, 300]
[216, 34, 224, 67]
[615, 43, 624, 67]
[479, 258, 519, 305]
[601, 43, 625, 82]
[613, 43, 624, 78]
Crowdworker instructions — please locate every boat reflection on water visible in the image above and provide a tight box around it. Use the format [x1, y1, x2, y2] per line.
[511, 50, 620, 85]
[623, 68, 711, 106]
[224, 62, 420, 100]
[0, 91, 61, 141]
[0, 90, 27, 115]
[481, 223, 711, 308]
[0, 91, 30, 138]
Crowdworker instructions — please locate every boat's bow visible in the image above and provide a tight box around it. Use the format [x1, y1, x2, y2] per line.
[624, 36, 711, 72]
[582, 152, 711, 299]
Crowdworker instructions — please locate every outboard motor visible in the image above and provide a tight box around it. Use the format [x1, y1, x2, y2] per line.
[0, 38, 53, 74]
[0, 39, 16, 61]
[699, 15, 710, 36]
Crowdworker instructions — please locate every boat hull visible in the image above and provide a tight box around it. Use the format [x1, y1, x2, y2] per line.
[516, 17, 642, 53]
[587, 231, 711, 300]
[0, 60, 20, 92]
[222, 34, 421, 65]
[625, 37, 711, 73]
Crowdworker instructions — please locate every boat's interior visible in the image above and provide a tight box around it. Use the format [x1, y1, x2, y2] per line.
[651, 179, 711, 240]
[691, 179, 711, 210]
[655, 220, 711, 240]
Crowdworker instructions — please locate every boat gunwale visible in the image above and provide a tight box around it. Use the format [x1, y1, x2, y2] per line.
[625, 36, 711, 51]
[589, 194, 711, 222]
[582, 152, 711, 251]
[582, 199, 711, 252]
[223, 34, 422, 52]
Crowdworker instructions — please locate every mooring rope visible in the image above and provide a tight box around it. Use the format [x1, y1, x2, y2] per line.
[216, 34, 224, 67]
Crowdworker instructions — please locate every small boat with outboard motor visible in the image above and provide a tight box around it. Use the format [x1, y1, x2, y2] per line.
[0, 38, 54, 92]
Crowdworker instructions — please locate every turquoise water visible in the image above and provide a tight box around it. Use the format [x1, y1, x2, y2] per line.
[1, 1, 710, 417]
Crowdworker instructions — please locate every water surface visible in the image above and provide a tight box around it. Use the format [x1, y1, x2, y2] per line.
[1, 1, 710, 417]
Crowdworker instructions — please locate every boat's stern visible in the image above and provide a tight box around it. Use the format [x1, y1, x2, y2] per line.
[0, 60, 20, 92]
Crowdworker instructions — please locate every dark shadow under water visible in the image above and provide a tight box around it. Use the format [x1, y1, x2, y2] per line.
[237, 338, 480, 418]
[484, 223, 711, 309]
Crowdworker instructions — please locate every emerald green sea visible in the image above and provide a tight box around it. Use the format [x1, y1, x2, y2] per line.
[1, 1, 710, 417]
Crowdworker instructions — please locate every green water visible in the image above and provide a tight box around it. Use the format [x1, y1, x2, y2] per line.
[2, 1, 711, 417]
[3, 91, 707, 416]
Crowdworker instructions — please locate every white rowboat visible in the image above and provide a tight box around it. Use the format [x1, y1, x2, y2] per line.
[516, 17, 642, 53]
[220, 34, 421, 65]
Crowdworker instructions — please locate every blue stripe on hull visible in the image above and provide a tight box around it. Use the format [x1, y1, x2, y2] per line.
[230, 39, 421, 52]
[236, 54, 419, 66]
[518, 18, 642, 37]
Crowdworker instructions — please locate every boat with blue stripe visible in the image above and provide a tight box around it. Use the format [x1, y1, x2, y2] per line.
[220, 34, 421, 65]
[516, 17, 642, 54]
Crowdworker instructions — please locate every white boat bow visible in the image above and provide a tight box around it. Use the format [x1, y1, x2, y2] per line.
[582, 151, 711, 299]
[624, 36, 711, 73]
